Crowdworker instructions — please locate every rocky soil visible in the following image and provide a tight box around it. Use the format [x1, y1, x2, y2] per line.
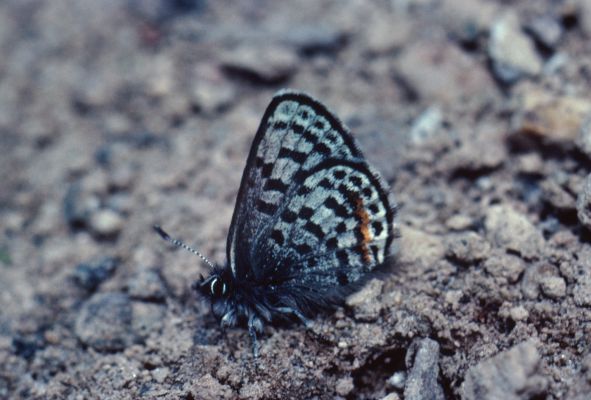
[1, 0, 591, 399]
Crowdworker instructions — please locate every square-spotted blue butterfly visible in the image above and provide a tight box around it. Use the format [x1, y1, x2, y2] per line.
[155, 90, 397, 356]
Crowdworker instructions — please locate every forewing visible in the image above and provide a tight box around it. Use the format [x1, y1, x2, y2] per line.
[227, 91, 364, 278]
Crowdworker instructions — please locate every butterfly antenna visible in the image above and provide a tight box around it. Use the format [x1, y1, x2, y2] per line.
[153, 225, 215, 270]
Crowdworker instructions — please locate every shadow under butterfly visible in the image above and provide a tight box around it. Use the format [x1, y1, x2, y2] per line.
[155, 90, 398, 357]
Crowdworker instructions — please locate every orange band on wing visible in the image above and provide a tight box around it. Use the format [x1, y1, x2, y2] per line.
[355, 196, 373, 263]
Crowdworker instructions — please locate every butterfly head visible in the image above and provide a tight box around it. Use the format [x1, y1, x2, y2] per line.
[196, 270, 233, 300]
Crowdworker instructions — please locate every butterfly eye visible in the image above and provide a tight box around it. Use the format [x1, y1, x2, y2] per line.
[210, 277, 227, 298]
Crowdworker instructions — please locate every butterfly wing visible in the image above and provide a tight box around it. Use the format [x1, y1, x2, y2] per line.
[226, 90, 396, 312]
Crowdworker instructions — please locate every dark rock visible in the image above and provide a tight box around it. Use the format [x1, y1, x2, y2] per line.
[75, 292, 135, 352]
[63, 183, 89, 228]
[282, 26, 347, 56]
[461, 341, 547, 399]
[220, 46, 298, 85]
[404, 338, 445, 400]
[73, 257, 119, 291]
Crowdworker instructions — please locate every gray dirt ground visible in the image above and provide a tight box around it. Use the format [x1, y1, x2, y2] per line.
[1, 0, 591, 399]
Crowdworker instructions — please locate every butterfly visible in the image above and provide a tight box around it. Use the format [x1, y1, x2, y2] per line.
[155, 90, 397, 356]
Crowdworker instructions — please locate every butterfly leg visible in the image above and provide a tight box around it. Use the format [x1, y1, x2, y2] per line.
[274, 306, 313, 328]
[248, 314, 263, 358]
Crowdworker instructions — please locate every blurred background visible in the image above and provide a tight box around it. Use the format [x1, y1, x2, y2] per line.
[1, 0, 591, 399]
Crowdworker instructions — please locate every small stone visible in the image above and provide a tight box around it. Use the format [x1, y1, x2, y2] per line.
[488, 12, 543, 84]
[510, 305, 529, 322]
[127, 268, 167, 302]
[483, 251, 526, 283]
[521, 264, 559, 300]
[445, 214, 473, 231]
[485, 205, 544, 259]
[446, 232, 491, 265]
[220, 46, 298, 84]
[191, 83, 235, 115]
[409, 107, 444, 145]
[398, 225, 446, 267]
[461, 341, 547, 399]
[514, 86, 591, 141]
[346, 278, 384, 321]
[72, 257, 119, 291]
[131, 302, 166, 339]
[517, 153, 543, 174]
[525, 16, 563, 49]
[152, 367, 170, 384]
[365, 17, 411, 54]
[576, 114, 591, 158]
[75, 293, 135, 352]
[540, 276, 567, 299]
[89, 209, 124, 238]
[380, 394, 401, 400]
[335, 377, 354, 396]
[577, 174, 591, 230]
[580, 0, 591, 36]
[108, 166, 135, 190]
[404, 338, 445, 400]
[573, 273, 591, 307]
[387, 371, 406, 389]
[282, 26, 346, 55]
[542, 178, 577, 212]
[396, 40, 496, 103]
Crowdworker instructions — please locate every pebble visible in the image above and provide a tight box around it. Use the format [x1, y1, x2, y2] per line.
[521, 264, 559, 300]
[483, 251, 526, 283]
[220, 45, 298, 84]
[75, 292, 135, 352]
[131, 302, 166, 339]
[335, 377, 354, 396]
[398, 225, 446, 268]
[488, 12, 543, 83]
[345, 278, 384, 321]
[577, 174, 591, 230]
[576, 114, 591, 158]
[514, 86, 591, 141]
[396, 40, 496, 103]
[573, 272, 591, 307]
[444, 214, 473, 231]
[525, 16, 563, 49]
[387, 371, 406, 389]
[404, 338, 445, 400]
[446, 232, 491, 265]
[191, 83, 236, 115]
[127, 268, 167, 302]
[539, 276, 567, 299]
[380, 394, 401, 400]
[72, 257, 119, 291]
[542, 179, 577, 212]
[282, 25, 346, 55]
[484, 205, 544, 260]
[409, 107, 443, 145]
[510, 305, 529, 322]
[89, 209, 124, 238]
[461, 341, 547, 399]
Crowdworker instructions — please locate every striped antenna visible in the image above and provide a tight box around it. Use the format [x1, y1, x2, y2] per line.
[153, 225, 215, 270]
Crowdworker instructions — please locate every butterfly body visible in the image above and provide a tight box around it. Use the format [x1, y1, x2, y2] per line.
[156, 90, 397, 355]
